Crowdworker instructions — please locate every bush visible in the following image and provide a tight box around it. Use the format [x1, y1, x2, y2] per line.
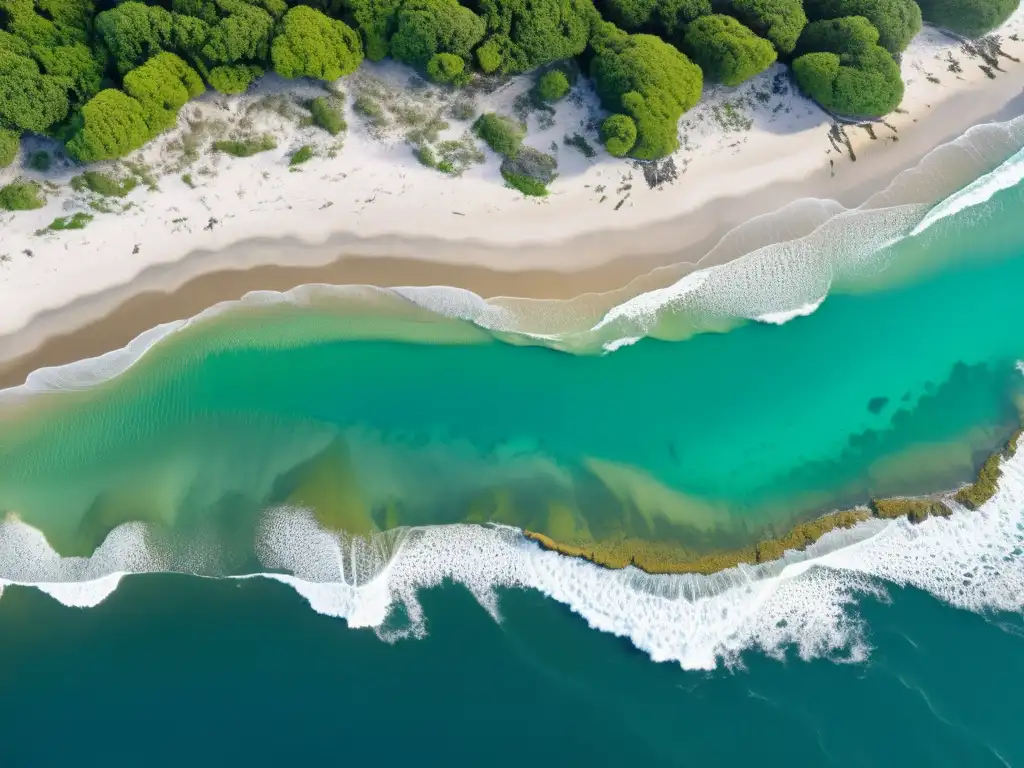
[803, 0, 921, 53]
[600, 113, 638, 156]
[70, 171, 139, 197]
[310, 96, 347, 135]
[472, 112, 524, 157]
[474, 0, 595, 73]
[500, 146, 557, 195]
[389, 0, 486, 69]
[426, 53, 468, 85]
[0, 180, 45, 211]
[28, 151, 52, 172]
[122, 52, 205, 134]
[590, 23, 702, 159]
[730, 0, 808, 55]
[0, 129, 20, 168]
[915, 0, 1018, 36]
[289, 145, 315, 165]
[208, 64, 264, 94]
[213, 134, 278, 157]
[683, 15, 777, 87]
[654, 0, 712, 37]
[793, 43, 904, 116]
[39, 212, 94, 233]
[476, 39, 503, 73]
[414, 144, 438, 167]
[537, 70, 570, 102]
[271, 6, 363, 81]
[0, 50, 71, 134]
[67, 89, 153, 163]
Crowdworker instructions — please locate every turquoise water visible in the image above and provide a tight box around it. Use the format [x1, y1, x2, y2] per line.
[1, 121, 1024, 765]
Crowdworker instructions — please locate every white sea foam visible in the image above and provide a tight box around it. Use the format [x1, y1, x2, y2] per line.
[2, 448, 1022, 667]
[754, 295, 826, 325]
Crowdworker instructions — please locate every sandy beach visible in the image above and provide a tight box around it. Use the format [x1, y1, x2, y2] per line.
[1, 18, 1023, 383]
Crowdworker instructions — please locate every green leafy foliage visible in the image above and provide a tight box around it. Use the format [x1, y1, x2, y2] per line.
[208, 64, 264, 93]
[271, 6, 363, 80]
[289, 144, 314, 164]
[70, 170, 139, 197]
[474, 0, 595, 73]
[536, 69, 570, 101]
[34, 44, 104, 108]
[472, 112, 524, 156]
[39, 211, 93, 232]
[654, 0, 712, 37]
[309, 96, 347, 135]
[213, 134, 278, 156]
[803, 0, 921, 53]
[0, 179, 45, 210]
[426, 52, 468, 84]
[201, 2, 275, 65]
[730, 0, 807, 55]
[600, 113, 637, 156]
[589, 23, 702, 159]
[95, 2, 173, 75]
[683, 14, 776, 87]
[793, 17, 904, 116]
[915, 0, 1019, 37]
[123, 52, 205, 134]
[0, 128, 19, 168]
[389, 0, 485, 69]
[66, 89, 152, 162]
[0, 50, 71, 133]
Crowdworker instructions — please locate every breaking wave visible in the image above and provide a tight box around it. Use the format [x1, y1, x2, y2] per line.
[2, 445, 1021, 670]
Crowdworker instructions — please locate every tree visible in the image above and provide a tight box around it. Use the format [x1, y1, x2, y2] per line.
[201, 2, 275, 64]
[730, 0, 807, 55]
[0, 128, 19, 168]
[597, 0, 658, 30]
[66, 89, 152, 162]
[95, 2, 173, 74]
[600, 113, 637, 156]
[683, 15, 777, 86]
[33, 43, 104, 108]
[389, 0, 485, 69]
[123, 52, 205, 133]
[474, 0, 595, 73]
[426, 52, 467, 84]
[589, 23, 702, 159]
[793, 17, 904, 116]
[342, 0, 403, 61]
[803, 0, 921, 54]
[208, 63, 263, 93]
[0, 51, 70, 133]
[537, 69, 570, 101]
[915, 0, 1019, 37]
[271, 6, 363, 81]
[654, 0, 711, 37]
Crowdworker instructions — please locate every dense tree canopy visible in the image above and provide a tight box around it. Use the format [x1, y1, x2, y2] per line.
[683, 14, 776, 86]
[730, 0, 807, 55]
[0, 50, 70, 133]
[590, 22, 702, 159]
[793, 16, 904, 115]
[803, 0, 921, 53]
[915, 0, 1019, 36]
[474, 0, 595, 73]
[389, 0, 485, 68]
[95, 2, 173, 74]
[123, 51, 205, 132]
[66, 89, 152, 161]
[271, 6, 362, 80]
[0, 127, 19, 168]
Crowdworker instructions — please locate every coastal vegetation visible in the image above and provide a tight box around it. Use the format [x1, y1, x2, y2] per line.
[0, 0, 1016, 169]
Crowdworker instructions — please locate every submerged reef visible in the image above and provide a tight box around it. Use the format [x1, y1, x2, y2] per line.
[526, 430, 1023, 575]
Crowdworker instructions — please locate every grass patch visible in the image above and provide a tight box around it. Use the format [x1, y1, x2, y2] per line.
[0, 179, 45, 211]
[70, 171, 138, 198]
[213, 134, 278, 158]
[36, 212, 93, 234]
[289, 145, 315, 166]
[353, 94, 387, 128]
[310, 96, 347, 136]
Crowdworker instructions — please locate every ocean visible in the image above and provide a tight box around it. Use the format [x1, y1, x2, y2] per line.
[1, 117, 1024, 766]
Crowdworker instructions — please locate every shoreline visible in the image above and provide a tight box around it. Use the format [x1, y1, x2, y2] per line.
[1, 21, 1023, 382]
[524, 431, 1022, 575]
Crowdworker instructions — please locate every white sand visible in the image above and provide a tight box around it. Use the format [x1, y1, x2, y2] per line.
[1, 16, 1022, 339]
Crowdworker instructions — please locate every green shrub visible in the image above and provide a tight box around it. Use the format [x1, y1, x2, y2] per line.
[915, 0, 1018, 36]
[500, 146, 557, 195]
[654, 0, 713, 36]
[38, 212, 94, 233]
[122, 52, 205, 134]
[476, 39, 503, 73]
[310, 96, 347, 135]
[731, 0, 808, 55]
[803, 0, 922, 53]
[289, 145, 315, 165]
[537, 70, 570, 102]
[426, 53, 468, 85]
[0, 180, 45, 211]
[600, 113, 638, 156]
[213, 134, 278, 157]
[28, 151, 51, 172]
[271, 6, 363, 81]
[473, 0, 595, 74]
[70, 171, 139, 198]
[0, 129, 20, 168]
[414, 144, 438, 167]
[472, 113, 524, 157]
[67, 89, 152, 163]
[389, 0, 486, 69]
[590, 23, 702, 159]
[683, 15, 777, 87]
[208, 65, 264, 95]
